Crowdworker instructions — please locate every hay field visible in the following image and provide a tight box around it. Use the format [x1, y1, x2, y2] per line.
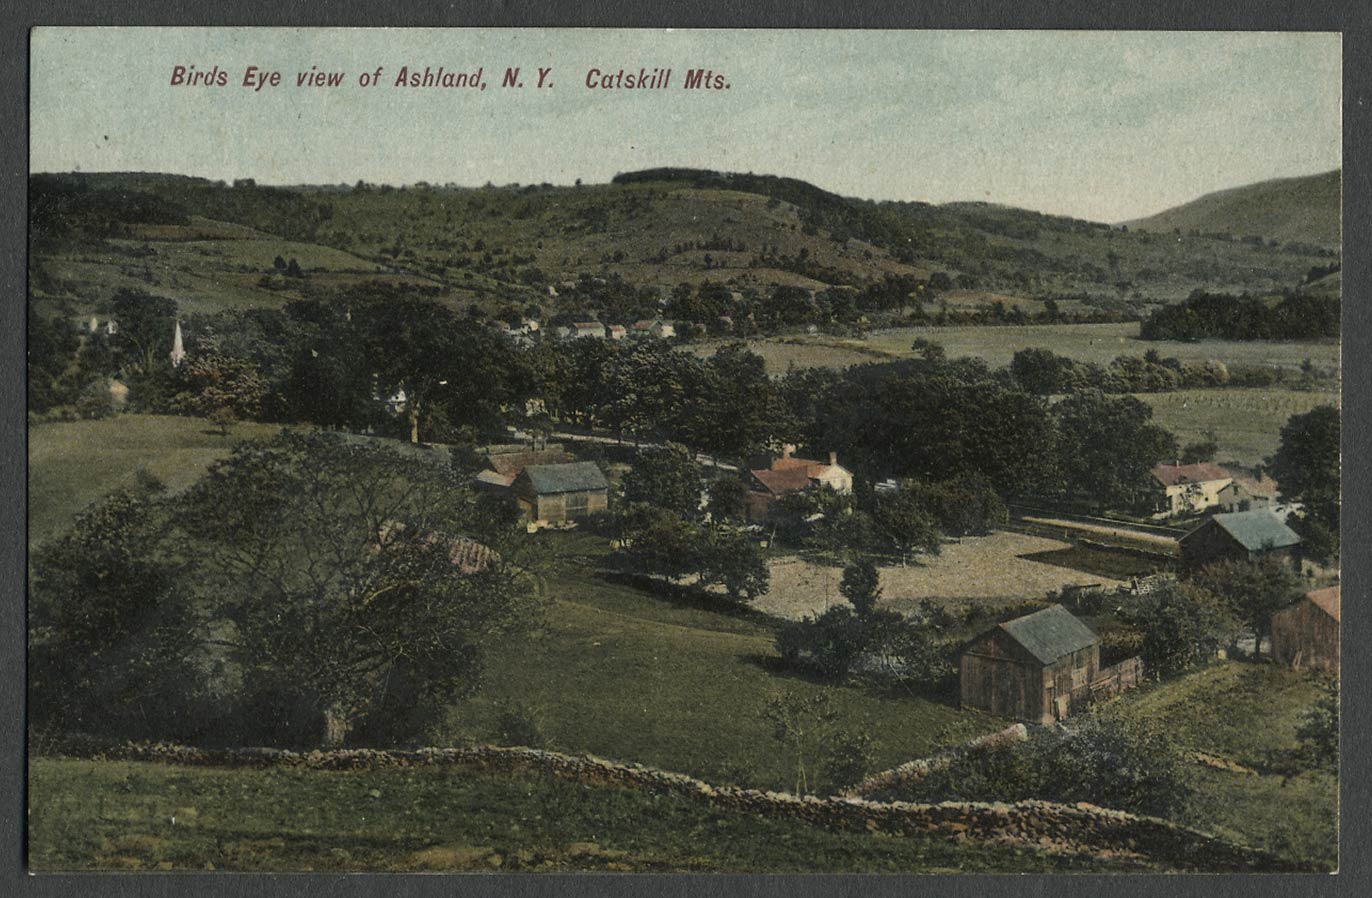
[753, 532, 1124, 621]
[1139, 388, 1340, 467]
[709, 322, 1340, 376]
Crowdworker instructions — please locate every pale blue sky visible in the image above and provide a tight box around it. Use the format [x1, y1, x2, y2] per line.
[30, 28, 1342, 223]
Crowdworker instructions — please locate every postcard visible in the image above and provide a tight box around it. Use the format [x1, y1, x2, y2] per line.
[25, 27, 1341, 874]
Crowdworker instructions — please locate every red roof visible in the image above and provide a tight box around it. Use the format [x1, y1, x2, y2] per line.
[1305, 586, 1340, 621]
[751, 467, 814, 496]
[771, 455, 823, 471]
[1152, 462, 1232, 487]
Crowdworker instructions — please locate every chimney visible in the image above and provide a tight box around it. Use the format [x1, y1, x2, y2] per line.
[828, 451, 838, 467]
[782, 443, 796, 460]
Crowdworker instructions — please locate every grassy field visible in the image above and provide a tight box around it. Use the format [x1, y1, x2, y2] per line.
[707, 322, 1340, 377]
[27, 414, 285, 545]
[1138, 388, 1339, 467]
[755, 533, 1123, 621]
[1105, 661, 1337, 869]
[437, 532, 1006, 790]
[26, 758, 1144, 873]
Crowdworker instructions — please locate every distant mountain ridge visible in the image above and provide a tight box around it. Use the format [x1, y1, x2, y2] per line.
[1124, 170, 1340, 249]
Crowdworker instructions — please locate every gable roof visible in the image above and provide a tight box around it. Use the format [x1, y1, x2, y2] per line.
[520, 461, 608, 495]
[1192, 509, 1302, 552]
[486, 447, 573, 478]
[997, 604, 1100, 665]
[750, 466, 814, 496]
[1152, 462, 1232, 487]
[1305, 586, 1341, 621]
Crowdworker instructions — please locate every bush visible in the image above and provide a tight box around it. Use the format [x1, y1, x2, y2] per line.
[896, 713, 1191, 818]
[493, 701, 547, 749]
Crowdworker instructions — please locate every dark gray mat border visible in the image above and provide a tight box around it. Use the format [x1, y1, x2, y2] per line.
[2, 3, 1367, 896]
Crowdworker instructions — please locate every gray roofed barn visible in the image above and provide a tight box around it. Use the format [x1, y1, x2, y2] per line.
[998, 605, 1101, 665]
[960, 604, 1105, 724]
[511, 461, 609, 527]
[1180, 509, 1301, 567]
[521, 462, 608, 494]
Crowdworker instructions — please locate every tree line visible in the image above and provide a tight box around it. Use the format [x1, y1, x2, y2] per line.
[1140, 290, 1339, 342]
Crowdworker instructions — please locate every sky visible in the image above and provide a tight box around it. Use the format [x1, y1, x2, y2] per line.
[30, 28, 1342, 223]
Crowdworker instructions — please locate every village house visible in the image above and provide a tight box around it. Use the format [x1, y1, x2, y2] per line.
[473, 444, 575, 491]
[959, 605, 1142, 724]
[511, 461, 610, 527]
[1216, 468, 1281, 513]
[744, 446, 854, 521]
[607, 324, 627, 340]
[1151, 462, 1233, 517]
[1271, 585, 1340, 674]
[570, 321, 607, 340]
[1179, 508, 1302, 568]
[630, 318, 676, 340]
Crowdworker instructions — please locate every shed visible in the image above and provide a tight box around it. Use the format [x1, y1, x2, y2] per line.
[1179, 509, 1301, 568]
[1272, 585, 1340, 674]
[960, 604, 1101, 724]
[512, 461, 609, 526]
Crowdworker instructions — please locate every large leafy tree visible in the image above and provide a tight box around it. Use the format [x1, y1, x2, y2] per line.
[108, 288, 179, 373]
[1269, 405, 1341, 559]
[173, 431, 535, 746]
[1120, 581, 1237, 678]
[621, 443, 703, 520]
[28, 486, 210, 741]
[1188, 557, 1303, 658]
[1052, 390, 1178, 511]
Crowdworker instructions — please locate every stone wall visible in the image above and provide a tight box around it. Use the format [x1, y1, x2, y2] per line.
[845, 724, 1029, 797]
[46, 736, 1303, 871]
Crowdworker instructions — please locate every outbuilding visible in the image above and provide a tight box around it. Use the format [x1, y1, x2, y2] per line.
[1179, 509, 1301, 568]
[1271, 585, 1340, 674]
[960, 604, 1101, 725]
[511, 461, 609, 526]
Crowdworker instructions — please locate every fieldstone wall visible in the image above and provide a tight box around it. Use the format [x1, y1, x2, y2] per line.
[45, 737, 1301, 871]
[845, 724, 1030, 797]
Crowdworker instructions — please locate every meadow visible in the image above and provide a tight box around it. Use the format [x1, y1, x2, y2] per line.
[26, 758, 1137, 873]
[1138, 388, 1339, 467]
[755, 532, 1123, 621]
[27, 414, 284, 545]
[708, 322, 1340, 376]
[1105, 661, 1337, 869]
[437, 534, 1007, 791]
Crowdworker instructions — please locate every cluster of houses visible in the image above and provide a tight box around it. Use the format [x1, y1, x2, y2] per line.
[473, 443, 610, 529]
[960, 578, 1338, 725]
[1150, 461, 1288, 518]
[491, 317, 677, 347]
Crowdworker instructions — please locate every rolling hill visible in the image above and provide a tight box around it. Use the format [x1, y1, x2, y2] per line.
[29, 168, 1338, 323]
[1124, 170, 1340, 250]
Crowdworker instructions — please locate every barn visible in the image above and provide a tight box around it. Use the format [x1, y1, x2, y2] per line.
[960, 604, 1101, 725]
[1271, 585, 1340, 674]
[1179, 509, 1301, 568]
[511, 461, 609, 527]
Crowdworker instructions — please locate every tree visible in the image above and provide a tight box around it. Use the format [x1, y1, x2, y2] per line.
[705, 475, 748, 523]
[621, 443, 702, 520]
[1180, 435, 1219, 464]
[108, 288, 178, 373]
[1188, 556, 1303, 657]
[1052, 390, 1178, 511]
[871, 488, 941, 563]
[1269, 405, 1340, 559]
[839, 560, 881, 616]
[699, 528, 770, 602]
[173, 431, 535, 747]
[1120, 581, 1236, 678]
[172, 353, 269, 422]
[762, 690, 868, 796]
[28, 487, 211, 741]
[618, 506, 704, 581]
[1293, 677, 1339, 774]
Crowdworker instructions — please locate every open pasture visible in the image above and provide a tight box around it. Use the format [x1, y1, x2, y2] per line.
[753, 532, 1124, 622]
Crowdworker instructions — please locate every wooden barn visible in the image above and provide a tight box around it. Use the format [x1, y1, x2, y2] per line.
[1179, 509, 1301, 568]
[1271, 585, 1340, 674]
[511, 461, 609, 527]
[960, 604, 1101, 725]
